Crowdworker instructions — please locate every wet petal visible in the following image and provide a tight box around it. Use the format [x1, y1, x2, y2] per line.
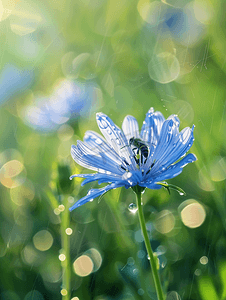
[146, 116, 180, 171]
[122, 115, 140, 141]
[71, 144, 123, 175]
[158, 126, 195, 168]
[140, 108, 165, 148]
[69, 182, 124, 211]
[148, 123, 194, 173]
[84, 130, 122, 165]
[70, 173, 123, 186]
[140, 182, 162, 190]
[96, 113, 134, 165]
[152, 153, 197, 182]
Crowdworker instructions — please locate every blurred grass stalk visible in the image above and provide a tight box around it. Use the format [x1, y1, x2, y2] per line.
[61, 197, 71, 300]
[45, 189, 71, 299]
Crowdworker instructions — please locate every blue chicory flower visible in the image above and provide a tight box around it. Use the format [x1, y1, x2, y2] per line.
[69, 108, 197, 211]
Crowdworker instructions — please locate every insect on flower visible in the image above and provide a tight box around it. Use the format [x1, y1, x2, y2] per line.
[129, 137, 149, 164]
[69, 107, 197, 211]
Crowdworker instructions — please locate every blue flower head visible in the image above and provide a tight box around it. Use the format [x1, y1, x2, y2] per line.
[69, 108, 196, 211]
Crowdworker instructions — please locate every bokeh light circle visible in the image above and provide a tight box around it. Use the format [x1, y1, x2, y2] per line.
[59, 254, 66, 261]
[209, 157, 226, 182]
[60, 289, 68, 296]
[73, 255, 93, 277]
[166, 291, 181, 300]
[179, 200, 206, 228]
[65, 227, 73, 235]
[33, 230, 53, 251]
[10, 180, 35, 206]
[200, 256, 208, 265]
[198, 167, 215, 191]
[154, 210, 175, 234]
[148, 52, 180, 84]
[0, 149, 26, 189]
[137, 1, 163, 25]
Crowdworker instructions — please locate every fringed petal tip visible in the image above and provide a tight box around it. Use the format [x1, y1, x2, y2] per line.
[189, 153, 197, 162]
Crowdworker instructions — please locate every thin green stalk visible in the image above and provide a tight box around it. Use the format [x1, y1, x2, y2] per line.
[135, 189, 165, 300]
[61, 198, 71, 300]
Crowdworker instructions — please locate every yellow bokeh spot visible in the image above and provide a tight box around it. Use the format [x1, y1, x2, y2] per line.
[73, 255, 93, 277]
[71, 297, 79, 300]
[65, 228, 73, 235]
[198, 167, 214, 191]
[180, 200, 206, 228]
[210, 157, 226, 182]
[9, 1, 42, 36]
[85, 248, 102, 272]
[61, 289, 68, 296]
[200, 256, 208, 265]
[58, 204, 65, 212]
[10, 181, 35, 206]
[33, 230, 53, 251]
[59, 254, 66, 261]
[0, 159, 26, 188]
[54, 208, 61, 215]
[193, 0, 214, 24]
[154, 210, 175, 234]
[1, 160, 23, 178]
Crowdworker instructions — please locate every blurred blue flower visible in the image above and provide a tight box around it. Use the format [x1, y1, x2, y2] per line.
[0, 64, 33, 105]
[23, 79, 96, 132]
[69, 108, 197, 210]
[142, 2, 205, 47]
[159, 5, 204, 45]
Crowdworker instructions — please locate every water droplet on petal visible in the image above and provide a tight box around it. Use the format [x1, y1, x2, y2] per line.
[179, 191, 185, 196]
[95, 138, 102, 145]
[128, 203, 138, 213]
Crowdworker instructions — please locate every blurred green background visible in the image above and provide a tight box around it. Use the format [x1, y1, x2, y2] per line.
[0, 0, 226, 299]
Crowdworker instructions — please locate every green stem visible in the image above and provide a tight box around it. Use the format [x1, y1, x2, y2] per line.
[135, 189, 165, 300]
[61, 197, 71, 300]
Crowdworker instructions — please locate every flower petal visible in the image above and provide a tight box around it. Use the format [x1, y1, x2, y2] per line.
[122, 115, 140, 142]
[96, 113, 134, 166]
[147, 120, 194, 174]
[71, 143, 124, 175]
[140, 108, 165, 148]
[69, 173, 123, 186]
[145, 115, 180, 171]
[83, 130, 123, 165]
[157, 126, 195, 169]
[152, 153, 197, 182]
[69, 182, 124, 211]
[139, 182, 162, 190]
